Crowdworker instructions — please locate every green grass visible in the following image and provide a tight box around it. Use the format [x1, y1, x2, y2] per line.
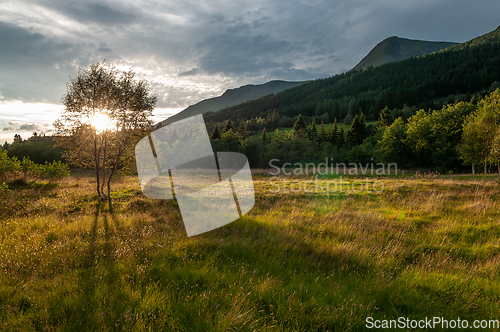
[0, 171, 499, 331]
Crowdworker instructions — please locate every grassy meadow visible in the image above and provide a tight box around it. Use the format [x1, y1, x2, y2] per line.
[1, 171, 500, 331]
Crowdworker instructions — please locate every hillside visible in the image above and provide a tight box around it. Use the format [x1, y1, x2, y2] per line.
[353, 36, 457, 71]
[203, 26, 500, 126]
[448, 25, 500, 50]
[160, 80, 305, 125]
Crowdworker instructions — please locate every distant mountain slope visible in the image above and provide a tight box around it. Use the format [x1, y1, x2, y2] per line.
[160, 80, 305, 125]
[447, 25, 500, 50]
[353, 36, 458, 71]
[203, 26, 500, 126]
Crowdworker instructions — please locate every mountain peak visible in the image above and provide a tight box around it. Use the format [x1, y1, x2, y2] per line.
[353, 36, 458, 71]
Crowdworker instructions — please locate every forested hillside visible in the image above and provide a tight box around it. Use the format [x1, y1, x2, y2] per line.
[204, 26, 500, 131]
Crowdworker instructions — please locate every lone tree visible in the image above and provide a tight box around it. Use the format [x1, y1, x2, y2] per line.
[55, 62, 157, 201]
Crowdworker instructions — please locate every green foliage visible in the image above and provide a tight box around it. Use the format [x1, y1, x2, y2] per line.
[0, 149, 69, 181]
[350, 113, 366, 145]
[7, 136, 65, 164]
[377, 106, 393, 128]
[211, 124, 221, 140]
[458, 89, 500, 173]
[0, 149, 21, 180]
[261, 128, 268, 143]
[292, 114, 307, 137]
[380, 117, 410, 166]
[307, 118, 318, 142]
[222, 120, 233, 134]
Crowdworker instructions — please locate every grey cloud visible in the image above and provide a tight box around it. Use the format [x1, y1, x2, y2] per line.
[178, 68, 200, 76]
[0, 0, 499, 111]
[19, 123, 43, 131]
[50, 1, 137, 26]
[3, 127, 15, 131]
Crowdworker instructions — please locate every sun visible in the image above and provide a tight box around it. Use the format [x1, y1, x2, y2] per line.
[89, 113, 112, 132]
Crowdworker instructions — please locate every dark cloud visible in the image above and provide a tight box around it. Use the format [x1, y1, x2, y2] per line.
[3, 127, 15, 131]
[0, 0, 498, 112]
[178, 68, 200, 76]
[50, 1, 137, 26]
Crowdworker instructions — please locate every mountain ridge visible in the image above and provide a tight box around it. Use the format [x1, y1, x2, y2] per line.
[353, 36, 458, 71]
[159, 80, 305, 125]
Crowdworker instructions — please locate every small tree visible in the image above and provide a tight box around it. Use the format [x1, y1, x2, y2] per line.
[261, 127, 269, 143]
[377, 106, 393, 128]
[211, 125, 221, 140]
[293, 114, 307, 137]
[223, 120, 233, 134]
[308, 118, 318, 142]
[55, 62, 157, 201]
[238, 122, 247, 138]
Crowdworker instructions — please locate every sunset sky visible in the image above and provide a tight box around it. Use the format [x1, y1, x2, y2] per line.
[0, 0, 498, 142]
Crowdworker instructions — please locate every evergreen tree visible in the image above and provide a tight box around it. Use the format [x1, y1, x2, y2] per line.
[293, 114, 307, 137]
[238, 122, 247, 138]
[223, 120, 233, 134]
[13, 134, 22, 144]
[211, 125, 221, 140]
[308, 118, 318, 142]
[338, 128, 345, 148]
[377, 106, 393, 128]
[329, 118, 339, 146]
[261, 128, 269, 143]
[350, 113, 366, 145]
[319, 121, 327, 143]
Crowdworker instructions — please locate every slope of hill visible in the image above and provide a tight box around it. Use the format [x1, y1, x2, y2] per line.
[203, 26, 500, 126]
[160, 80, 305, 125]
[448, 25, 500, 50]
[353, 36, 457, 71]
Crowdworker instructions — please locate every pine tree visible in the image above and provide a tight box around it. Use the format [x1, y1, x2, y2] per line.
[261, 128, 268, 143]
[350, 113, 366, 145]
[308, 118, 318, 142]
[377, 106, 393, 128]
[319, 121, 327, 143]
[338, 128, 345, 148]
[238, 122, 247, 138]
[329, 118, 339, 146]
[293, 114, 307, 137]
[223, 120, 233, 134]
[211, 125, 221, 140]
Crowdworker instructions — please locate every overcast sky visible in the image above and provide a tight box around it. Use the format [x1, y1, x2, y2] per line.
[0, 0, 499, 141]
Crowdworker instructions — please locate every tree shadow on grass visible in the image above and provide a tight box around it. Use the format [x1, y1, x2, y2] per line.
[69, 201, 130, 331]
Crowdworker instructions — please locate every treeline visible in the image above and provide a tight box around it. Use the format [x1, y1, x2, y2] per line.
[204, 40, 500, 131]
[0, 149, 69, 182]
[208, 90, 500, 172]
[2, 134, 65, 164]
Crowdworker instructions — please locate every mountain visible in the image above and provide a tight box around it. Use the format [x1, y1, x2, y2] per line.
[447, 25, 500, 50]
[159, 80, 305, 125]
[203, 26, 500, 126]
[353, 36, 458, 71]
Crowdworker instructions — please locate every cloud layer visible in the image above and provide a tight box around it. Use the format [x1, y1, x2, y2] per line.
[0, 0, 498, 110]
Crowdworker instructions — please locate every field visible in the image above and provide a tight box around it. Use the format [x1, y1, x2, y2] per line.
[1, 171, 500, 331]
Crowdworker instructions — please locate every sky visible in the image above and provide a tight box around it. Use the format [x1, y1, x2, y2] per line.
[0, 0, 499, 143]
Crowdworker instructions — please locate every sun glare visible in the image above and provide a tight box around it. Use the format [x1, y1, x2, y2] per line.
[89, 113, 112, 132]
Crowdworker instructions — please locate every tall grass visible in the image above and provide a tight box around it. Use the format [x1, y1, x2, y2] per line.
[0, 171, 499, 331]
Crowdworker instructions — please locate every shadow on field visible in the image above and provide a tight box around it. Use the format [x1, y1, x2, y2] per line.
[70, 202, 130, 331]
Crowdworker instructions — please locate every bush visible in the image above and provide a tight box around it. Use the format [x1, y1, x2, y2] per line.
[1, 150, 69, 181]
